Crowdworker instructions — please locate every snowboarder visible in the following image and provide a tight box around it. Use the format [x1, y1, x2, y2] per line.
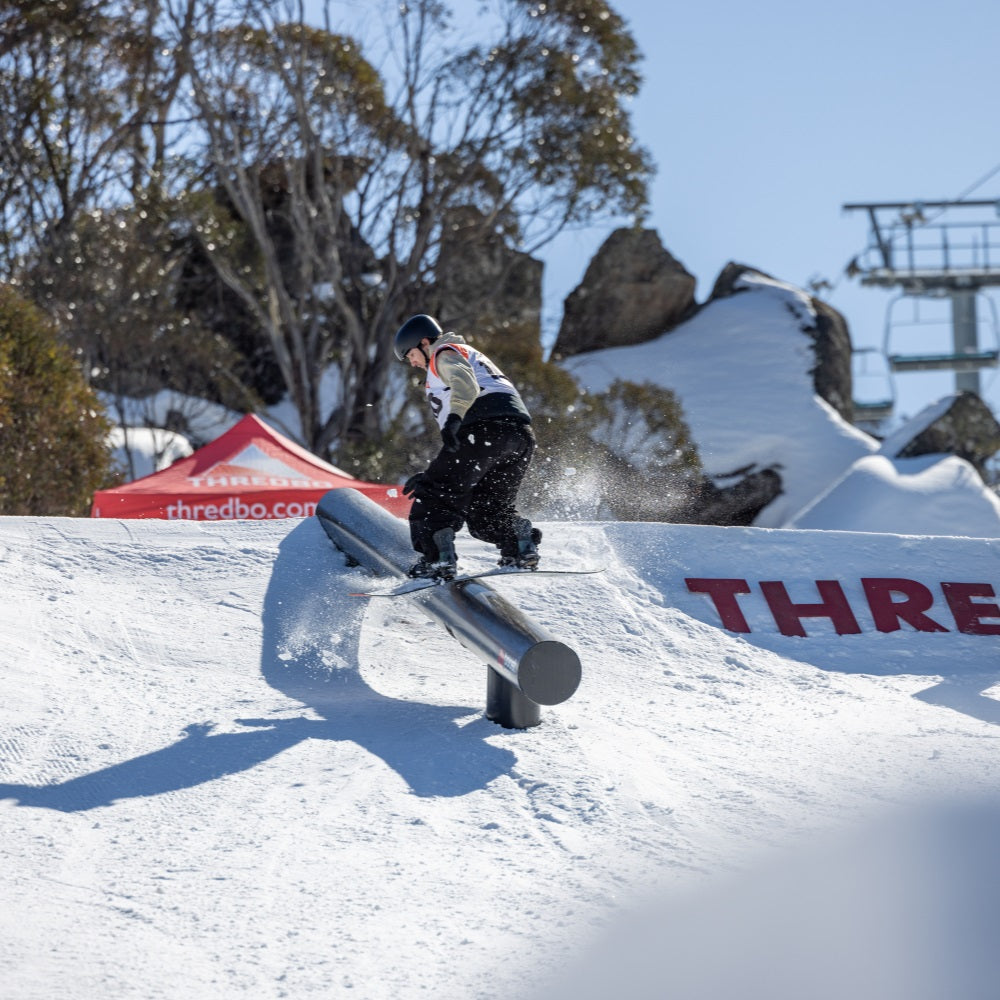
[394, 314, 541, 580]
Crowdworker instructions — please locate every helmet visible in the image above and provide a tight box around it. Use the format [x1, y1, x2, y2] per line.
[394, 314, 442, 361]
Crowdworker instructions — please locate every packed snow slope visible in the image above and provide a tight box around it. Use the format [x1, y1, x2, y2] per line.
[3, 512, 1000, 999]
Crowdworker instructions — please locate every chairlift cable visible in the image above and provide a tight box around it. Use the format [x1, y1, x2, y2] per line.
[897, 159, 1000, 233]
[952, 160, 1000, 202]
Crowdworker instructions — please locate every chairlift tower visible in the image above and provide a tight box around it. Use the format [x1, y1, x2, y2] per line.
[843, 199, 1000, 403]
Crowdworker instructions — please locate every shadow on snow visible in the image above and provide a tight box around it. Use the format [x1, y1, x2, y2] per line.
[0, 519, 515, 812]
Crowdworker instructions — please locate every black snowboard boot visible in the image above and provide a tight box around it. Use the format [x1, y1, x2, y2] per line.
[407, 528, 457, 580]
[498, 519, 541, 569]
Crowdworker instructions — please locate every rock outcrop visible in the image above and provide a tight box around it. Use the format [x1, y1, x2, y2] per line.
[435, 206, 543, 337]
[709, 262, 853, 421]
[881, 391, 1000, 476]
[682, 466, 784, 526]
[552, 228, 696, 358]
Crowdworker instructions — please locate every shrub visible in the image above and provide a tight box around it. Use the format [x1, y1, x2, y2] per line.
[0, 286, 116, 515]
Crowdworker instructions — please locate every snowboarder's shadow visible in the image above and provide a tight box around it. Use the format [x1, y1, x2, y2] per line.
[0, 520, 515, 813]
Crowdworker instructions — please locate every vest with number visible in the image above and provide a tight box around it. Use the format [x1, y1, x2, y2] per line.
[424, 341, 530, 429]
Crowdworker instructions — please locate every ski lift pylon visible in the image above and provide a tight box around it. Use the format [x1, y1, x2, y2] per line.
[844, 200, 1000, 397]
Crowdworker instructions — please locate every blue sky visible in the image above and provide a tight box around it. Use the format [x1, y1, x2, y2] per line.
[541, 0, 1000, 429]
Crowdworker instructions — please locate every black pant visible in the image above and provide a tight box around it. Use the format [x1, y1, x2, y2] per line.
[409, 420, 536, 560]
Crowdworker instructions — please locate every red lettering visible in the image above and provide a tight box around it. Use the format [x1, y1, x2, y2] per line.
[685, 577, 1000, 639]
[760, 580, 862, 637]
[941, 582, 1000, 635]
[685, 578, 752, 632]
[861, 578, 948, 633]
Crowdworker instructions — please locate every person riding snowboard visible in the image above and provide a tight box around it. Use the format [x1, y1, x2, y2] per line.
[394, 314, 541, 580]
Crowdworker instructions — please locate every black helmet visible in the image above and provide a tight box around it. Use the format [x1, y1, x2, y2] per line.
[394, 314, 442, 361]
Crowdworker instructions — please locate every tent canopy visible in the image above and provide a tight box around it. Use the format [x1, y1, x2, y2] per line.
[92, 414, 409, 520]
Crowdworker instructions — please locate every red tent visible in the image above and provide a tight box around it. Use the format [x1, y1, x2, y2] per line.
[91, 413, 410, 520]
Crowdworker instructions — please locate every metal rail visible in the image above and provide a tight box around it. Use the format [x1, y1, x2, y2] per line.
[315, 488, 582, 728]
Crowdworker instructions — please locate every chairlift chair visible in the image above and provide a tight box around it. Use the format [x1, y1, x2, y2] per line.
[883, 290, 1000, 374]
[851, 346, 894, 421]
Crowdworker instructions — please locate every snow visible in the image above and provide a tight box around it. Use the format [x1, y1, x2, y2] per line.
[107, 426, 194, 480]
[8, 267, 1000, 997]
[563, 271, 1000, 536]
[784, 453, 1000, 534]
[3, 511, 1000, 998]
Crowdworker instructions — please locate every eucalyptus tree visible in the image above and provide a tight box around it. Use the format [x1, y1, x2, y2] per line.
[0, 0, 257, 472]
[0, 0, 198, 278]
[1, 0, 653, 464]
[176, 0, 652, 457]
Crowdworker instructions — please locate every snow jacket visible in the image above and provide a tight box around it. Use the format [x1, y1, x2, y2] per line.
[424, 333, 531, 429]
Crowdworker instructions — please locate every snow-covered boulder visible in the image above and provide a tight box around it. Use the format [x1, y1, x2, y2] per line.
[564, 270, 878, 528]
[783, 453, 1000, 537]
[879, 391, 1000, 475]
[709, 262, 854, 421]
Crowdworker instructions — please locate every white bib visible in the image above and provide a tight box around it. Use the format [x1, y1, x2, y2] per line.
[425, 343, 520, 429]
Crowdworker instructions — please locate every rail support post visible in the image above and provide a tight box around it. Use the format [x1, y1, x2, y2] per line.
[486, 667, 541, 729]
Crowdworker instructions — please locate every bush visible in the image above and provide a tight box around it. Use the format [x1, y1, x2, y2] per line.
[0, 286, 116, 515]
[521, 377, 705, 521]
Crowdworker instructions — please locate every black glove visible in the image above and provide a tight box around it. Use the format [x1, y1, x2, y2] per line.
[440, 413, 463, 452]
[402, 472, 429, 498]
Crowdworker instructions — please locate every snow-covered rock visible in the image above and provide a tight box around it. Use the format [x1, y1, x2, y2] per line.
[565, 271, 1000, 536]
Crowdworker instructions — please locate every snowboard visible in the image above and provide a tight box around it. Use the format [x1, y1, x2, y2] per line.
[350, 566, 605, 598]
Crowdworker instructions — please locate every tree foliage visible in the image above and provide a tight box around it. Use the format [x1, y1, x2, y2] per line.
[34, 204, 263, 427]
[0, 285, 116, 515]
[1, 0, 654, 470]
[518, 376, 705, 521]
[0, 0, 197, 274]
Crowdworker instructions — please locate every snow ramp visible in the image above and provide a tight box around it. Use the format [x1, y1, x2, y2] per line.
[1, 514, 999, 1000]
